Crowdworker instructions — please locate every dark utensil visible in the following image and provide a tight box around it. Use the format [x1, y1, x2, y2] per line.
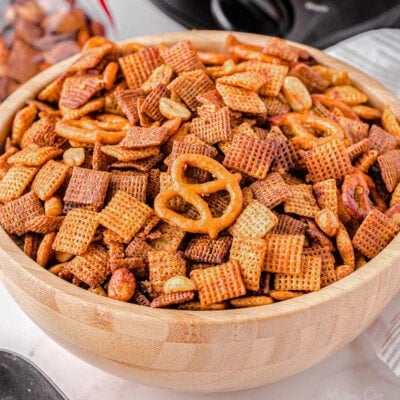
[0, 349, 67, 400]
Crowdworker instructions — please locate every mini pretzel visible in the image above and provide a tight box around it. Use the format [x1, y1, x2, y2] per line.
[342, 170, 373, 221]
[154, 154, 243, 239]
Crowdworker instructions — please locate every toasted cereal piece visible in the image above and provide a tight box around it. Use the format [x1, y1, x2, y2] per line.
[148, 221, 186, 251]
[119, 126, 170, 149]
[8, 146, 62, 167]
[111, 153, 164, 173]
[266, 127, 296, 173]
[162, 39, 204, 74]
[196, 88, 225, 107]
[103, 229, 125, 245]
[184, 235, 232, 264]
[325, 85, 368, 105]
[352, 209, 399, 258]
[11, 104, 37, 146]
[109, 257, 146, 274]
[151, 291, 195, 308]
[269, 290, 303, 301]
[177, 301, 228, 310]
[26, 215, 64, 234]
[274, 254, 321, 292]
[270, 213, 306, 235]
[36, 232, 56, 267]
[223, 133, 276, 179]
[346, 138, 370, 160]
[141, 64, 174, 92]
[24, 233, 41, 260]
[311, 65, 350, 86]
[53, 208, 99, 255]
[108, 171, 148, 203]
[284, 184, 320, 218]
[59, 75, 105, 109]
[125, 236, 153, 258]
[263, 96, 291, 117]
[107, 240, 125, 259]
[305, 138, 352, 182]
[66, 244, 110, 287]
[38, 73, 67, 103]
[146, 168, 161, 201]
[335, 116, 369, 144]
[391, 182, 400, 207]
[262, 37, 299, 64]
[216, 82, 266, 114]
[148, 250, 186, 296]
[352, 104, 382, 120]
[282, 76, 312, 112]
[230, 200, 277, 238]
[132, 289, 151, 306]
[250, 172, 292, 209]
[264, 233, 305, 274]
[0, 165, 38, 202]
[378, 150, 400, 193]
[69, 42, 113, 72]
[63, 167, 110, 211]
[101, 145, 159, 162]
[190, 260, 246, 306]
[113, 88, 144, 125]
[335, 264, 354, 280]
[229, 236, 267, 291]
[381, 105, 400, 136]
[303, 245, 336, 287]
[217, 71, 268, 91]
[118, 46, 162, 89]
[230, 296, 273, 308]
[168, 70, 215, 111]
[163, 275, 197, 293]
[99, 190, 153, 243]
[289, 63, 329, 93]
[31, 160, 69, 201]
[140, 83, 170, 122]
[368, 124, 397, 154]
[0, 192, 43, 236]
[190, 107, 232, 144]
[313, 179, 338, 216]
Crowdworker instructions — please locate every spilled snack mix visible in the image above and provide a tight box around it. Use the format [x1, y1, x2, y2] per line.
[1, 34, 400, 310]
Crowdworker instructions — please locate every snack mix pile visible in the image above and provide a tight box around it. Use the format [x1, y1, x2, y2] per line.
[1, 33, 400, 310]
[0, 0, 104, 101]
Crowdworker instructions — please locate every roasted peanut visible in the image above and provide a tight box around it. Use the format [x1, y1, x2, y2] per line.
[63, 147, 85, 167]
[159, 97, 191, 121]
[315, 208, 339, 237]
[163, 275, 196, 294]
[44, 196, 63, 216]
[55, 251, 74, 263]
[282, 76, 312, 112]
[108, 268, 136, 302]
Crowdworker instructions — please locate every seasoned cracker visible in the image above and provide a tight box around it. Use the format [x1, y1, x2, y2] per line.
[230, 200, 277, 238]
[66, 244, 110, 287]
[274, 254, 321, 292]
[99, 190, 153, 243]
[32, 160, 70, 201]
[190, 259, 246, 306]
[264, 233, 305, 274]
[53, 208, 99, 255]
[352, 209, 399, 258]
[184, 235, 232, 264]
[230, 296, 273, 308]
[229, 236, 267, 291]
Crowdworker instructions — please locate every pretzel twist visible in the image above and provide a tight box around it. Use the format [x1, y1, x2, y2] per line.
[154, 154, 243, 239]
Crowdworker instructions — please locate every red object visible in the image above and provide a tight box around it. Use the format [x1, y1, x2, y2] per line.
[98, 0, 115, 27]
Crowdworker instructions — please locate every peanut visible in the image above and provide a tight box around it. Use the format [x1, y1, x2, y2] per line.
[159, 97, 191, 121]
[63, 147, 85, 167]
[282, 76, 312, 112]
[315, 208, 339, 237]
[44, 196, 63, 216]
[55, 251, 74, 263]
[163, 275, 196, 294]
[108, 268, 136, 302]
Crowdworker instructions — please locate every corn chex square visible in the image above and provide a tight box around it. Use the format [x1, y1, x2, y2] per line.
[148, 221, 186, 251]
[274, 255, 321, 291]
[190, 260, 246, 306]
[0, 165, 38, 202]
[368, 125, 397, 155]
[223, 133, 277, 180]
[303, 246, 336, 287]
[230, 200, 277, 238]
[304, 138, 352, 183]
[352, 209, 399, 259]
[264, 233, 305, 274]
[229, 236, 267, 291]
[99, 190, 153, 243]
[8, 146, 63, 167]
[284, 184, 320, 218]
[52, 208, 99, 255]
[119, 126, 170, 149]
[378, 150, 400, 193]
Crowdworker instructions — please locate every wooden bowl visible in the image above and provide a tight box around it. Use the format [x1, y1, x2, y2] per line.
[0, 31, 400, 393]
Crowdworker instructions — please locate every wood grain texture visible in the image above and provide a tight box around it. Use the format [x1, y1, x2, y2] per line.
[0, 31, 400, 392]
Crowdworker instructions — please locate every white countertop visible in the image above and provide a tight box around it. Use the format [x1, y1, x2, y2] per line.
[1, 5, 400, 397]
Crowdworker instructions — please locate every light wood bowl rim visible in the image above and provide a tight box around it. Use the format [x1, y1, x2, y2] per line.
[1, 30, 400, 325]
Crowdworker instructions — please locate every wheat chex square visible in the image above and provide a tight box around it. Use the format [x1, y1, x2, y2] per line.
[109, 171, 148, 203]
[184, 235, 232, 264]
